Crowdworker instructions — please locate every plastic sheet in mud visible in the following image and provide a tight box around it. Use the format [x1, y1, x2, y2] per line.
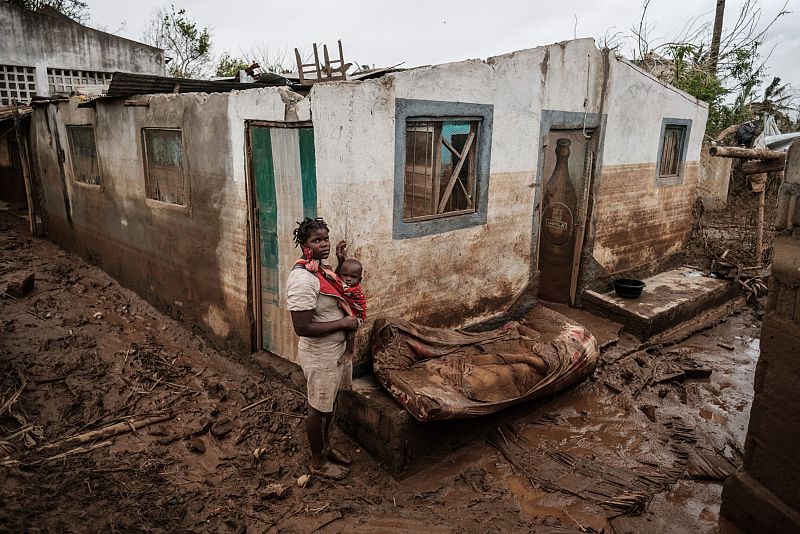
[371, 306, 599, 421]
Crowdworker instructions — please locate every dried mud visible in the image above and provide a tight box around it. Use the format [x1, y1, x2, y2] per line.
[1, 212, 759, 533]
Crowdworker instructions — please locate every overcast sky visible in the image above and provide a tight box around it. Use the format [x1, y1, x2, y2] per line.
[85, 0, 799, 99]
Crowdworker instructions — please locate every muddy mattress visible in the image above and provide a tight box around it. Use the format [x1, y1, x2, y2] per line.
[371, 306, 599, 421]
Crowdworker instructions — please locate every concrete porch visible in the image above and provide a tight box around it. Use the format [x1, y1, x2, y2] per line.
[582, 267, 741, 340]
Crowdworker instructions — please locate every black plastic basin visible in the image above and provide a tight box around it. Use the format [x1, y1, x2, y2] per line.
[614, 278, 646, 299]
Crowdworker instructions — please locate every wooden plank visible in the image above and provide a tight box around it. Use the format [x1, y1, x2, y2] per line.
[709, 146, 786, 160]
[741, 158, 786, 174]
[298, 128, 317, 219]
[437, 131, 475, 214]
[250, 127, 280, 320]
[245, 124, 262, 352]
[441, 136, 461, 159]
[11, 102, 37, 235]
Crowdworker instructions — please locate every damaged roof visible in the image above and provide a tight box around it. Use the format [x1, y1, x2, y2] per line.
[0, 105, 32, 125]
[104, 72, 304, 99]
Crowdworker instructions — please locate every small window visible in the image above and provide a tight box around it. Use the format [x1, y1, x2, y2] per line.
[403, 119, 479, 221]
[656, 119, 692, 186]
[67, 125, 101, 185]
[142, 128, 187, 205]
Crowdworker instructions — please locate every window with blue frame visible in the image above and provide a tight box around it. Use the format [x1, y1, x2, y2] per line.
[393, 99, 493, 239]
[656, 118, 692, 187]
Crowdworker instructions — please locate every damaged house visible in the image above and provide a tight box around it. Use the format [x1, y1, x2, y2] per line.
[26, 38, 708, 364]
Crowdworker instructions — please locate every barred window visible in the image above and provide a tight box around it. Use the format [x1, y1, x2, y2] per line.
[67, 125, 101, 185]
[656, 119, 691, 186]
[403, 119, 479, 221]
[142, 128, 188, 206]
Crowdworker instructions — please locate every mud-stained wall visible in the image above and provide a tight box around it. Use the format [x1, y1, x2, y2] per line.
[589, 59, 708, 287]
[310, 39, 608, 339]
[29, 90, 291, 350]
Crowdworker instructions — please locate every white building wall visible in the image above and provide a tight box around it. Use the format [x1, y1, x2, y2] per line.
[0, 3, 163, 102]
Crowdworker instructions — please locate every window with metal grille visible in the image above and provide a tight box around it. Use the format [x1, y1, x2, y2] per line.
[67, 125, 101, 185]
[47, 68, 112, 97]
[403, 119, 479, 221]
[0, 65, 36, 105]
[656, 119, 691, 186]
[142, 128, 188, 206]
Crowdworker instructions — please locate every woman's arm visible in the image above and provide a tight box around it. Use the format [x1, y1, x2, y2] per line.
[290, 310, 358, 337]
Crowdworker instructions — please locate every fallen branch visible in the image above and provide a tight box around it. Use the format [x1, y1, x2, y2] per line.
[38, 440, 113, 464]
[39, 413, 173, 452]
[241, 397, 271, 413]
[0, 440, 113, 467]
[0, 378, 27, 416]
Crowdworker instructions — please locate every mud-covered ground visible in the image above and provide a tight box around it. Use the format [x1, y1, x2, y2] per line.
[1, 211, 757, 533]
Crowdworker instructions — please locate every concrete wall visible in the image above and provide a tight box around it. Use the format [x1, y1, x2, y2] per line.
[313, 39, 609, 336]
[0, 3, 163, 99]
[29, 90, 283, 351]
[698, 146, 732, 210]
[721, 140, 800, 532]
[588, 59, 708, 288]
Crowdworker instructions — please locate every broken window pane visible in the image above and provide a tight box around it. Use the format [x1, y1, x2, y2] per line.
[67, 125, 101, 185]
[142, 128, 187, 206]
[403, 119, 479, 221]
[659, 125, 686, 179]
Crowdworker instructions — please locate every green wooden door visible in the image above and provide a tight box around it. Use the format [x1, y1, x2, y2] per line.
[249, 126, 317, 358]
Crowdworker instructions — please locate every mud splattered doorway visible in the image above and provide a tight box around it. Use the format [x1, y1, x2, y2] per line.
[247, 122, 316, 359]
[536, 128, 595, 305]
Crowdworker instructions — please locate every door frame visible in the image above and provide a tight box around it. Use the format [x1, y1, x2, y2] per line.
[532, 110, 606, 307]
[244, 119, 314, 352]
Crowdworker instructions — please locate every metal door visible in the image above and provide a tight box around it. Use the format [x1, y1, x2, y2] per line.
[248, 125, 316, 360]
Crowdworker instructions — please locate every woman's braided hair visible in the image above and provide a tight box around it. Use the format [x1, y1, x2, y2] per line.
[293, 217, 329, 247]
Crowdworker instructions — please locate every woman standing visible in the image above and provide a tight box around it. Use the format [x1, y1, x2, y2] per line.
[286, 217, 358, 480]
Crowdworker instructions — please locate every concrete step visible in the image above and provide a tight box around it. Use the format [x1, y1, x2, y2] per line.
[582, 268, 740, 340]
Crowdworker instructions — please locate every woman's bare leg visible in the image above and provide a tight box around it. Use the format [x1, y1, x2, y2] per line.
[307, 405, 349, 479]
[323, 408, 352, 465]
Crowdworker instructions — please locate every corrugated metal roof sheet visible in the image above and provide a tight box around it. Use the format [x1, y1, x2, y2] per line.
[105, 72, 301, 99]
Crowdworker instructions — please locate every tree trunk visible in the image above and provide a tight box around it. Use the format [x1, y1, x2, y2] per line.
[710, 0, 726, 73]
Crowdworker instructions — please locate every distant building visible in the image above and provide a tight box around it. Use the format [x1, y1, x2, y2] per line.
[0, 2, 163, 209]
[0, 3, 164, 105]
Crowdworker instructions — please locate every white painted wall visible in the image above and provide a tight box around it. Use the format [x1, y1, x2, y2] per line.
[0, 2, 163, 99]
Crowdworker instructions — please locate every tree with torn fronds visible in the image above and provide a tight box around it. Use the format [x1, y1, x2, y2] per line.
[142, 5, 213, 79]
[618, 0, 796, 138]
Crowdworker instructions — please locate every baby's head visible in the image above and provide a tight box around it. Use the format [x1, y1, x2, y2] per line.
[340, 259, 363, 287]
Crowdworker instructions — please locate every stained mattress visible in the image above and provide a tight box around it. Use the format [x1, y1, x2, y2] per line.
[371, 306, 599, 422]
